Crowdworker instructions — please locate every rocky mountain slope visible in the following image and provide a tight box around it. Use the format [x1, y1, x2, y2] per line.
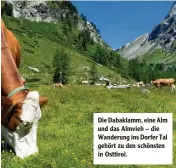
[2, 1, 130, 84]
[6, 0, 105, 46]
[117, 2, 176, 61]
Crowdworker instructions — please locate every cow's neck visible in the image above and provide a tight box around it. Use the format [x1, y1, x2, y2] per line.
[1, 20, 28, 104]
[1, 48, 28, 104]
[1, 84, 28, 105]
[10, 90, 28, 105]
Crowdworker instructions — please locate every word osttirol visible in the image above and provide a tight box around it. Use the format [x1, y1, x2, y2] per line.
[108, 117, 142, 123]
[105, 151, 127, 157]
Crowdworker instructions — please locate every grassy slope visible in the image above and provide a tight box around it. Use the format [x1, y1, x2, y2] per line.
[3, 16, 130, 85]
[1, 85, 176, 168]
[141, 49, 176, 67]
[141, 19, 176, 66]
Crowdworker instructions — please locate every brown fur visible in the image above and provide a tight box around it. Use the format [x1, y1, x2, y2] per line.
[1, 20, 21, 67]
[1, 19, 48, 131]
[151, 78, 176, 91]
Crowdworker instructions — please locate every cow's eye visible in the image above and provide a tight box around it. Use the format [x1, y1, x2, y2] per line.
[21, 121, 32, 129]
[20, 121, 32, 135]
[22, 122, 28, 127]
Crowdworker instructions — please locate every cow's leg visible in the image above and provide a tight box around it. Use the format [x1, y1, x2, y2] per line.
[158, 84, 162, 89]
[171, 84, 175, 91]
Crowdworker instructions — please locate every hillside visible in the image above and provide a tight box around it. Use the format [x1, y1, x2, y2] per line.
[3, 2, 129, 84]
[117, 2, 176, 66]
[2, 1, 131, 85]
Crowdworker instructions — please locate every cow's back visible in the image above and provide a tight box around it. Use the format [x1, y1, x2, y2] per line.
[156, 78, 175, 85]
[1, 19, 21, 67]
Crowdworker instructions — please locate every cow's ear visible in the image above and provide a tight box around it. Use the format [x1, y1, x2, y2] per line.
[39, 96, 48, 107]
[1, 96, 14, 127]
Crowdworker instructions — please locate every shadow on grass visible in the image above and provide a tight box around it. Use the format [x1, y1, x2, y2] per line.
[26, 83, 39, 88]
[27, 78, 41, 82]
[1, 137, 15, 155]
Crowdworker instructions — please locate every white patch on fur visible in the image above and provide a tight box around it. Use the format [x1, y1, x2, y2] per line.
[1, 91, 42, 159]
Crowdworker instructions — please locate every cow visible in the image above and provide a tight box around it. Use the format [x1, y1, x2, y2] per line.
[54, 82, 63, 88]
[82, 80, 89, 85]
[133, 81, 150, 87]
[1, 19, 48, 158]
[135, 81, 145, 87]
[151, 78, 176, 91]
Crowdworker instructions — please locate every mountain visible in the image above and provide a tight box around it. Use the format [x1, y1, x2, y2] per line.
[117, 2, 176, 65]
[2, 1, 130, 84]
[5, 0, 105, 46]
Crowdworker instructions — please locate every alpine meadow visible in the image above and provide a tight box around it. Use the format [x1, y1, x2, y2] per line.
[1, 1, 176, 168]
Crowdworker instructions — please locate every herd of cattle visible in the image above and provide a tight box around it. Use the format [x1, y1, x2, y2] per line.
[78, 78, 176, 91]
[1, 18, 176, 159]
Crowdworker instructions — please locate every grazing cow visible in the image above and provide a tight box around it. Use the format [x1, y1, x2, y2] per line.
[136, 81, 145, 87]
[132, 82, 137, 87]
[151, 78, 176, 91]
[54, 82, 63, 88]
[133, 81, 146, 87]
[82, 80, 89, 85]
[1, 19, 48, 158]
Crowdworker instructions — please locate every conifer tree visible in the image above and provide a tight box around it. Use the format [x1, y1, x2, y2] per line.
[53, 48, 70, 84]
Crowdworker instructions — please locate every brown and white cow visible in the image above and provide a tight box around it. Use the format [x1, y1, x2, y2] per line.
[1, 19, 48, 158]
[54, 82, 63, 88]
[82, 80, 89, 85]
[151, 78, 176, 91]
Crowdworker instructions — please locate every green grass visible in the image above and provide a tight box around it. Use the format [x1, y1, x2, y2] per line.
[2, 16, 130, 85]
[141, 49, 176, 67]
[2, 85, 176, 168]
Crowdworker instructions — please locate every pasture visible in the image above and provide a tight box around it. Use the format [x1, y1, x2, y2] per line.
[1, 85, 176, 168]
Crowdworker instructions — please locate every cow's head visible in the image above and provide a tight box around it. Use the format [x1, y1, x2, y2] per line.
[1, 91, 48, 158]
[1, 91, 48, 131]
[151, 80, 157, 84]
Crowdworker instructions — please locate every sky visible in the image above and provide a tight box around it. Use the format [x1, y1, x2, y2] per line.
[71, 1, 174, 49]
